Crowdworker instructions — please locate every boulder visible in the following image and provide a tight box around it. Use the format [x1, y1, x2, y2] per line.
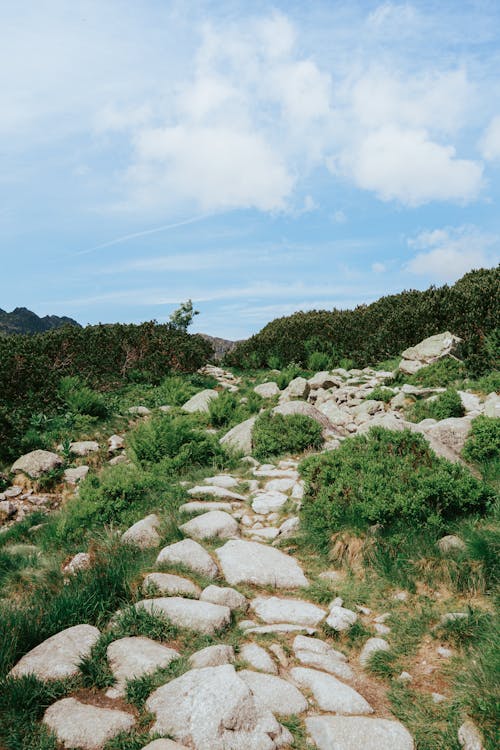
[291, 667, 373, 714]
[264, 477, 296, 492]
[306, 716, 414, 750]
[182, 389, 219, 413]
[135, 597, 231, 634]
[251, 490, 288, 514]
[308, 372, 340, 390]
[359, 637, 390, 667]
[280, 376, 310, 401]
[458, 719, 485, 750]
[108, 434, 124, 453]
[128, 406, 150, 415]
[254, 382, 280, 398]
[145, 664, 290, 749]
[239, 669, 308, 715]
[106, 637, 179, 697]
[200, 584, 247, 610]
[180, 510, 239, 540]
[273, 400, 332, 430]
[422, 417, 472, 456]
[156, 539, 218, 579]
[62, 552, 91, 575]
[484, 393, 499, 418]
[64, 466, 89, 485]
[69, 441, 99, 456]
[187, 485, 246, 501]
[220, 417, 256, 455]
[43, 698, 135, 750]
[437, 535, 466, 554]
[250, 596, 326, 627]
[121, 514, 161, 549]
[203, 474, 239, 488]
[215, 540, 309, 588]
[9, 624, 99, 681]
[143, 572, 201, 597]
[240, 643, 278, 674]
[326, 605, 358, 631]
[293, 635, 353, 680]
[318, 400, 350, 426]
[399, 332, 462, 375]
[11, 450, 62, 478]
[189, 644, 235, 669]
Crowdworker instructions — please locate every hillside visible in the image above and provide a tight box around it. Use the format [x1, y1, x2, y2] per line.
[0, 307, 81, 336]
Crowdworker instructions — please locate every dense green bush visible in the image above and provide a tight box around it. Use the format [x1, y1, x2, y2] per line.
[391, 358, 467, 388]
[208, 391, 239, 427]
[229, 268, 499, 369]
[58, 376, 109, 418]
[252, 411, 323, 460]
[366, 387, 394, 403]
[307, 351, 331, 371]
[463, 417, 500, 467]
[407, 388, 465, 423]
[299, 428, 494, 552]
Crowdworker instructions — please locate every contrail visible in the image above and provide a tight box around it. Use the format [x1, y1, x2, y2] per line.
[76, 213, 211, 255]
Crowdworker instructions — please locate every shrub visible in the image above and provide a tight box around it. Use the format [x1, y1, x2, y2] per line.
[307, 351, 331, 371]
[408, 388, 465, 423]
[252, 411, 323, 461]
[394, 358, 466, 388]
[58, 376, 108, 418]
[208, 391, 238, 427]
[299, 428, 494, 552]
[463, 416, 500, 478]
[275, 364, 305, 390]
[366, 387, 394, 403]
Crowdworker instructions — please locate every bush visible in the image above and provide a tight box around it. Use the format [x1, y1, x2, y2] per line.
[252, 411, 323, 461]
[463, 416, 500, 468]
[275, 364, 305, 390]
[408, 388, 465, 423]
[58, 376, 108, 418]
[366, 387, 394, 403]
[307, 351, 331, 371]
[208, 391, 238, 428]
[394, 358, 466, 388]
[299, 428, 494, 552]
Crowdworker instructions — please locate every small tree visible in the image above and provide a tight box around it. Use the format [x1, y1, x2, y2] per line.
[169, 299, 199, 332]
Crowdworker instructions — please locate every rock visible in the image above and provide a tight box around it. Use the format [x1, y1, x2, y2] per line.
[187, 485, 247, 501]
[280, 376, 310, 400]
[398, 671, 413, 683]
[277, 516, 300, 539]
[128, 406, 150, 415]
[108, 434, 124, 453]
[437, 534, 467, 554]
[240, 643, 278, 673]
[215, 540, 309, 588]
[156, 539, 218, 579]
[200, 584, 247, 610]
[106, 637, 179, 697]
[63, 552, 91, 575]
[182, 389, 219, 413]
[254, 382, 280, 398]
[308, 372, 340, 390]
[69, 441, 99, 456]
[9, 624, 100, 680]
[43, 698, 135, 750]
[484, 392, 500, 418]
[252, 527, 280, 541]
[244, 624, 318, 635]
[146, 664, 289, 749]
[306, 715, 414, 750]
[273, 400, 332, 430]
[359, 638, 390, 667]
[180, 501, 234, 514]
[458, 720, 485, 750]
[264, 477, 296, 492]
[204, 474, 239, 488]
[135, 597, 231, 634]
[143, 572, 201, 597]
[294, 649, 353, 680]
[458, 391, 481, 413]
[11, 450, 62, 478]
[318, 400, 350, 426]
[291, 667, 373, 714]
[239, 669, 307, 715]
[189, 644, 235, 668]
[121, 514, 161, 549]
[326, 605, 358, 631]
[64, 466, 89, 484]
[423, 417, 472, 456]
[437, 646, 453, 658]
[250, 596, 326, 627]
[141, 741, 189, 750]
[220, 416, 257, 455]
[439, 612, 468, 625]
[252, 491, 289, 514]
[399, 332, 462, 375]
[351, 400, 384, 418]
[180, 510, 239, 540]
[109, 453, 129, 465]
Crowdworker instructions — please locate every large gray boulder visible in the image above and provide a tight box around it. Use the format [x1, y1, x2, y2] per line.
[145, 664, 291, 749]
[280, 376, 310, 401]
[182, 389, 219, 413]
[215, 540, 308, 588]
[399, 331, 462, 375]
[291, 667, 373, 714]
[272, 400, 333, 431]
[106, 636, 179, 697]
[121, 514, 161, 549]
[220, 417, 256, 455]
[43, 698, 135, 750]
[180, 510, 239, 540]
[142, 572, 201, 597]
[11, 450, 62, 478]
[422, 417, 472, 456]
[9, 624, 99, 681]
[254, 382, 280, 398]
[134, 597, 231, 634]
[156, 539, 218, 579]
[306, 716, 414, 750]
[239, 669, 308, 715]
[250, 596, 326, 627]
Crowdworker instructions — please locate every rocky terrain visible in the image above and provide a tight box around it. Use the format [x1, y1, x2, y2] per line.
[0, 307, 81, 336]
[0, 331, 498, 750]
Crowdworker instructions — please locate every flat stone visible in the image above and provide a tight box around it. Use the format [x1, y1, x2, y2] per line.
[252, 527, 280, 541]
[9, 624, 100, 680]
[458, 719, 485, 750]
[106, 636, 179, 697]
[250, 596, 326, 627]
[43, 697, 134, 749]
[69, 441, 99, 456]
[254, 382, 280, 398]
[306, 716, 414, 750]
[11, 450, 62, 478]
[252, 491, 288, 514]
[188, 485, 247, 501]
[121, 514, 161, 549]
[240, 643, 278, 674]
[135, 597, 231, 634]
[141, 741, 189, 750]
[291, 667, 373, 714]
[182, 389, 219, 413]
[189, 644, 235, 669]
[143, 572, 201, 597]
[215, 540, 308, 588]
[359, 637, 390, 667]
[220, 417, 257, 455]
[180, 510, 239, 540]
[423, 416, 472, 456]
[146, 664, 289, 749]
[64, 466, 89, 484]
[244, 624, 317, 635]
[327, 605, 358, 631]
[204, 474, 239, 488]
[239, 669, 308, 715]
[295, 649, 353, 681]
[128, 406, 151, 415]
[264, 478, 296, 493]
[156, 539, 218, 579]
[200, 584, 247, 610]
[179, 501, 233, 514]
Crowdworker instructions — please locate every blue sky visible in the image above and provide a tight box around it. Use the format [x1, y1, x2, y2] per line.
[1, 0, 499, 339]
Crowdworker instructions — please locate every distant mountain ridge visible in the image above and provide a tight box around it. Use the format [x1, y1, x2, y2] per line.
[199, 333, 241, 360]
[0, 307, 81, 336]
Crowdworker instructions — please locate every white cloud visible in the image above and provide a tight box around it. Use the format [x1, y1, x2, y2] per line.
[372, 262, 386, 273]
[367, 3, 418, 30]
[343, 126, 483, 206]
[332, 210, 347, 224]
[406, 225, 499, 281]
[480, 115, 500, 161]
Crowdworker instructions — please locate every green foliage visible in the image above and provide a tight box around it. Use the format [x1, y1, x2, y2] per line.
[306, 351, 331, 371]
[228, 268, 499, 369]
[463, 416, 500, 465]
[266, 354, 281, 369]
[252, 411, 323, 461]
[169, 298, 199, 331]
[393, 358, 466, 388]
[58, 376, 108, 418]
[275, 364, 305, 390]
[0, 674, 68, 750]
[407, 388, 465, 423]
[208, 390, 239, 427]
[300, 428, 494, 552]
[366, 387, 394, 403]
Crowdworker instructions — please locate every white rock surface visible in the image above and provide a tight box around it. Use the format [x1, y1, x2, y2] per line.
[239, 669, 308, 715]
[9, 624, 100, 680]
[143, 572, 201, 597]
[187, 485, 247, 501]
[399, 331, 461, 374]
[264, 478, 296, 493]
[252, 491, 289, 514]
[306, 715, 414, 750]
[326, 605, 358, 631]
[458, 719, 485, 750]
[11, 449, 62, 478]
[69, 440, 99, 456]
[359, 637, 390, 667]
[250, 596, 326, 627]
[180, 510, 239, 540]
[200, 584, 247, 610]
[106, 637, 179, 697]
[220, 417, 256, 455]
[204, 474, 239, 488]
[64, 466, 89, 485]
[156, 539, 218, 579]
[62, 552, 91, 575]
[141, 741, 189, 750]
[128, 406, 151, 415]
[215, 540, 308, 588]
[121, 514, 161, 549]
[254, 382, 280, 398]
[182, 389, 219, 413]
[273, 400, 332, 430]
[294, 649, 353, 681]
[134, 597, 231, 635]
[43, 698, 135, 750]
[189, 644, 235, 668]
[240, 643, 278, 674]
[291, 667, 373, 714]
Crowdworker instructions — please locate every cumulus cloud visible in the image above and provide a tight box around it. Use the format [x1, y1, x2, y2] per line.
[480, 115, 500, 161]
[406, 226, 499, 281]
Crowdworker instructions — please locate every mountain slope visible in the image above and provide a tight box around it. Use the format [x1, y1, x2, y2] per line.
[0, 307, 81, 335]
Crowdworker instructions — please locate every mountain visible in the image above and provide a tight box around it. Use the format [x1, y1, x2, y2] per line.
[0, 307, 81, 336]
[199, 333, 241, 360]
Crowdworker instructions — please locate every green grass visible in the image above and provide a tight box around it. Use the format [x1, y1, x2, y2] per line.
[406, 388, 465, 423]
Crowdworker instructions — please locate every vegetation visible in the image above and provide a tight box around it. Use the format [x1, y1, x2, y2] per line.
[406, 388, 465, 423]
[169, 298, 199, 332]
[252, 411, 324, 461]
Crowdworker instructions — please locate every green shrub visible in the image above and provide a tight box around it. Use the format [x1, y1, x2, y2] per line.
[58, 376, 109, 418]
[463, 416, 500, 465]
[408, 388, 465, 423]
[394, 358, 466, 388]
[307, 351, 331, 371]
[252, 411, 323, 461]
[299, 428, 494, 552]
[275, 364, 305, 390]
[208, 391, 238, 427]
[366, 387, 394, 403]
[266, 354, 281, 370]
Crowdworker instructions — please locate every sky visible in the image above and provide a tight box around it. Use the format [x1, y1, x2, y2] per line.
[1, 0, 499, 340]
